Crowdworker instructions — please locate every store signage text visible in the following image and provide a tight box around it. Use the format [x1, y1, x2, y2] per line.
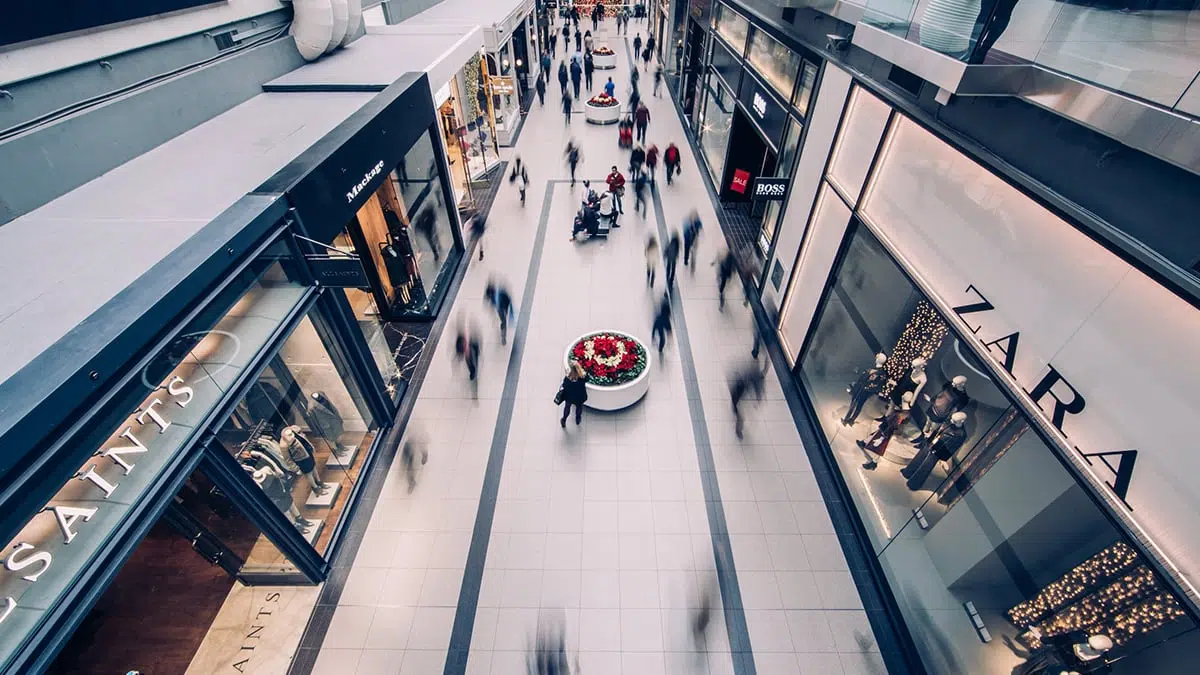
[0, 378, 195, 624]
[730, 169, 750, 194]
[346, 160, 385, 203]
[231, 591, 282, 673]
[490, 76, 516, 96]
[952, 284, 1137, 508]
[752, 92, 767, 118]
[751, 177, 788, 201]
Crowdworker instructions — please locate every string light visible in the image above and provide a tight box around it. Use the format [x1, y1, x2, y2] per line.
[1007, 542, 1139, 628]
[881, 300, 948, 397]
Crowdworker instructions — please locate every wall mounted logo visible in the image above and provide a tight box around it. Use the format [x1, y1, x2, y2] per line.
[752, 92, 767, 118]
[751, 177, 788, 201]
[346, 160, 386, 203]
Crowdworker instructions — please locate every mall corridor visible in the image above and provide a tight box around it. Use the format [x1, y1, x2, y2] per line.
[302, 17, 882, 675]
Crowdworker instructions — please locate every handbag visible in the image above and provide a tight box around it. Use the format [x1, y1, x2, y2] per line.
[554, 387, 565, 405]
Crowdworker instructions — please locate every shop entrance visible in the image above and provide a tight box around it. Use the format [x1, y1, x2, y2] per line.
[512, 18, 531, 98]
[678, 18, 706, 120]
[718, 106, 777, 277]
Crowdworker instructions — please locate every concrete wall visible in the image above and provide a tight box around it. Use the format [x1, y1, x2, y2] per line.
[381, 0, 447, 24]
[0, 38, 305, 225]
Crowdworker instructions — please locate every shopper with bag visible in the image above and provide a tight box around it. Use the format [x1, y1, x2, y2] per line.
[664, 142, 681, 185]
[557, 360, 589, 427]
[606, 165, 626, 214]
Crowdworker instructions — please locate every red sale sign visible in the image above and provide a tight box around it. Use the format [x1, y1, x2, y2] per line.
[731, 169, 751, 194]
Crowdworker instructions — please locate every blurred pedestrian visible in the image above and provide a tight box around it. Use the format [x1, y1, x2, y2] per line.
[652, 293, 672, 354]
[633, 33, 643, 65]
[645, 235, 659, 288]
[664, 142, 680, 184]
[664, 230, 681, 287]
[535, 74, 546, 106]
[467, 207, 487, 261]
[454, 320, 481, 396]
[484, 279, 515, 345]
[653, 62, 664, 97]
[584, 30, 593, 54]
[629, 144, 645, 181]
[565, 140, 581, 186]
[692, 572, 718, 650]
[682, 210, 702, 270]
[645, 143, 659, 185]
[584, 51, 595, 90]
[558, 360, 589, 427]
[400, 434, 429, 493]
[557, 61, 568, 94]
[570, 59, 582, 98]
[562, 91, 573, 125]
[632, 170, 648, 217]
[751, 294, 780, 362]
[541, 50, 552, 83]
[414, 205, 442, 262]
[716, 249, 737, 310]
[550, 30, 558, 58]
[730, 363, 766, 439]
[646, 35, 656, 63]
[634, 101, 650, 143]
[518, 166, 529, 206]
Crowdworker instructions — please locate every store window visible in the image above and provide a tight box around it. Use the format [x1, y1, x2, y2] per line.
[216, 309, 379, 556]
[746, 28, 801, 101]
[712, 2, 749, 56]
[699, 72, 735, 184]
[827, 85, 892, 204]
[797, 222, 1198, 675]
[46, 467, 309, 675]
[339, 131, 460, 320]
[793, 60, 818, 118]
[757, 118, 804, 254]
[709, 38, 741, 93]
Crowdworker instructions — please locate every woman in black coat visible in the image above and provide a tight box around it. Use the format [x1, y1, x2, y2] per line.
[559, 360, 589, 427]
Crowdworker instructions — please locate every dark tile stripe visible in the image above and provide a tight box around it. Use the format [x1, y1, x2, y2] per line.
[442, 179, 559, 674]
[650, 187, 757, 675]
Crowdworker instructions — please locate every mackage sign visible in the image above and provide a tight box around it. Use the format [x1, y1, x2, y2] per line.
[346, 160, 386, 204]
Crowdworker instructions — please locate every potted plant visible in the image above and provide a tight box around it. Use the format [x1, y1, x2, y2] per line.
[592, 45, 618, 69]
[584, 92, 622, 124]
[564, 331, 652, 410]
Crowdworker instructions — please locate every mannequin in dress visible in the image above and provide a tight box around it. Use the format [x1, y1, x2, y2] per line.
[245, 464, 310, 529]
[842, 353, 887, 426]
[920, 375, 969, 444]
[859, 391, 913, 470]
[902, 411, 967, 490]
[280, 426, 329, 493]
[884, 358, 927, 418]
[308, 391, 346, 454]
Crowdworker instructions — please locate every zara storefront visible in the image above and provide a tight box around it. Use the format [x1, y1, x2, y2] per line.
[768, 65, 1200, 674]
[0, 74, 460, 674]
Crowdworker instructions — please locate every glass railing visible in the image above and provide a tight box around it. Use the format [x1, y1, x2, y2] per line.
[860, 0, 1200, 111]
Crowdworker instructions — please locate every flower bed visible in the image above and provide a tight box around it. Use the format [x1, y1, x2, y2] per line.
[587, 93, 619, 107]
[592, 46, 615, 56]
[585, 94, 622, 124]
[593, 48, 617, 69]
[571, 332, 648, 386]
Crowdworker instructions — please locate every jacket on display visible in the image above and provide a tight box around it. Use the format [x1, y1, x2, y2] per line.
[927, 382, 970, 423]
[862, 407, 910, 456]
[287, 429, 318, 474]
[307, 392, 345, 444]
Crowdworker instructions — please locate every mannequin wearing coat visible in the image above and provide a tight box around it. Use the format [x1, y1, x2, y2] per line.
[280, 425, 329, 493]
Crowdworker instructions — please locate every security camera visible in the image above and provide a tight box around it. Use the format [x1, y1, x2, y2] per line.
[826, 33, 849, 52]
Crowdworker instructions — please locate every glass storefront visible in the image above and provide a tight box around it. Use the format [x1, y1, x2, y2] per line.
[746, 28, 801, 100]
[712, 2, 749, 55]
[797, 220, 1199, 674]
[337, 131, 461, 320]
[698, 72, 735, 185]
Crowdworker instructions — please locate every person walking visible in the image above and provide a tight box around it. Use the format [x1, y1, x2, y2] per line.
[682, 210, 702, 271]
[584, 51, 595, 91]
[634, 101, 650, 143]
[467, 207, 487, 261]
[535, 74, 546, 106]
[664, 230, 681, 288]
[646, 35, 656, 61]
[603, 76, 615, 97]
[653, 62, 664, 97]
[575, 27, 583, 52]
[561, 90, 573, 126]
[518, 166, 529, 206]
[570, 59, 582, 99]
[562, 22, 570, 47]
[651, 293, 672, 355]
[484, 280, 515, 345]
[751, 295, 780, 362]
[557, 61, 568, 94]
[628, 82, 641, 114]
[632, 170, 648, 217]
[565, 141, 581, 186]
[550, 30, 558, 59]
[400, 435, 429, 493]
[605, 165, 626, 214]
[558, 360, 589, 427]
[645, 235, 659, 288]
[664, 142, 680, 184]
[633, 33, 643, 66]
[716, 248, 737, 310]
[541, 50, 552, 83]
[583, 30, 593, 54]
[730, 363, 766, 439]
[414, 205, 442, 262]
[454, 321, 481, 394]
[645, 143, 659, 185]
[629, 144, 645, 181]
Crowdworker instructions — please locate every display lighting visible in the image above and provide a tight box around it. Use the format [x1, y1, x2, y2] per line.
[881, 300, 948, 397]
[1007, 542, 1139, 628]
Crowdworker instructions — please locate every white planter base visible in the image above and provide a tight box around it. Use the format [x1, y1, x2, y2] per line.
[564, 331, 652, 411]
[593, 52, 617, 69]
[585, 101, 622, 125]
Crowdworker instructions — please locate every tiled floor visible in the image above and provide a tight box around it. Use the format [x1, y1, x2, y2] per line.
[308, 16, 883, 675]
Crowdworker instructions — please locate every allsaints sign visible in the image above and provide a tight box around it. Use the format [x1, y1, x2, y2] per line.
[0, 377, 195, 626]
[952, 285, 1137, 508]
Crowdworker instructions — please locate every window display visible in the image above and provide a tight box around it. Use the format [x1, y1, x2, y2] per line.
[698, 73, 734, 184]
[218, 312, 378, 555]
[797, 222, 1198, 674]
[712, 2, 749, 55]
[746, 28, 801, 100]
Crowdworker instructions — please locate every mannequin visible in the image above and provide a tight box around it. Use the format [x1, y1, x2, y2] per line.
[859, 391, 913, 470]
[245, 464, 311, 530]
[255, 436, 299, 475]
[902, 411, 967, 490]
[842, 353, 887, 426]
[280, 426, 329, 494]
[920, 375, 969, 443]
[1072, 634, 1112, 663]
[884, 358, 927, 418]
[308, 391, 346, 453]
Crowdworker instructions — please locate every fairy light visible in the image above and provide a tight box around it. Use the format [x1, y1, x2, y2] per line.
[1008, 542, 1139, 628]
[881, 301, 948, 397]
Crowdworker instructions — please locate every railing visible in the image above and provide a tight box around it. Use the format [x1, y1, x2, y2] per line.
[858, 0, 1200, 113]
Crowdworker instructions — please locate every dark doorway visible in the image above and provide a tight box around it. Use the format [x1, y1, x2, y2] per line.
[512, 20, 531, 97]
[679, 18, 705, 120]
[719, 107, 778, 263]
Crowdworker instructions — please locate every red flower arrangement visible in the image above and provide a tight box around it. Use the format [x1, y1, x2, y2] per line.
[592, 45, 615, 56]
[571, 332, 648, 386]
[587, 93, 619, 107]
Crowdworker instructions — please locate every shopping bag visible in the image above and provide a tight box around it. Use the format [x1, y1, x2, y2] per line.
[554, 388, 565, 405]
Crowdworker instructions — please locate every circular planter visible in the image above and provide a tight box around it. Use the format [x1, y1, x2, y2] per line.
[563, 331, 652, 411]
[593, 51, 617, 69]
[584, 100, 622, 125]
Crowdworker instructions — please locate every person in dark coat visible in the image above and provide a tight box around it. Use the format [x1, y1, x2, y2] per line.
[540, 50, 552, 83]
[484, 280, 515, 345]
[454, 322, 481, 397]
[645, 143, 659, 184]
[651, 293, 672, 354]
[682, 211, 702, 270]
[730, 363, 766, 439]
[583, 51, 595, 91]
[535, 75, 546, 106]
[629, 144, 645, 181]
[557, 61, 568, 94]
[466, 208, 487, 261]
[633, 34, 643, 64]
[634, 102, 650, 143]
[664, 231, 681, 288]
[559, 360, 589, 427]
[716, 249, 738, 311]
[550, 31, 558, 58]
[570, 59, 582, 99]
[562, 91, 573, 126]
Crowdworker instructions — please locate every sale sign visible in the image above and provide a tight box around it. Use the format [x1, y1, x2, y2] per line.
[731, 169, 751, 194]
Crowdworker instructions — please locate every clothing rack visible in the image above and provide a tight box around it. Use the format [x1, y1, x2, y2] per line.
[238, 420, 271, 455]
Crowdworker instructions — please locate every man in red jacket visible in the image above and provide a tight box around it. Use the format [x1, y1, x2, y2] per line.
[663, 143, 681, 185]
[606, 165, 626, 215]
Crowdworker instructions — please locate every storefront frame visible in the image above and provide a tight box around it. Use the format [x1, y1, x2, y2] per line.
[772, 77, 1200, 674]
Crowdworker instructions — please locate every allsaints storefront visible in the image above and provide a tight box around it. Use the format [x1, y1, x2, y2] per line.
[773, 79, 1200, 673]
[0, 75, 461, 674]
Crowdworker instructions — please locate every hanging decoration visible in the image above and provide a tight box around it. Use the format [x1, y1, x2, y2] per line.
[881, 300, 948, 397]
